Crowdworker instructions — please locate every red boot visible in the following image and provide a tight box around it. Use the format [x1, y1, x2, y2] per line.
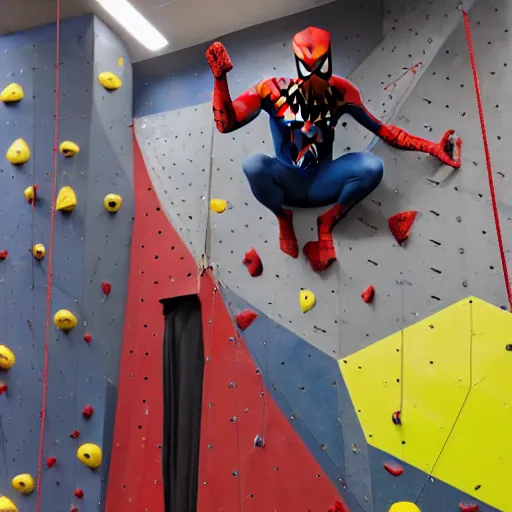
[277, 210, 298, 258]
[303, 204, 344, 271]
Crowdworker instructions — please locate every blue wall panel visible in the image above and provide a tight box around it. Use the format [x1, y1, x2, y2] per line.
[0, 14, 132, 512]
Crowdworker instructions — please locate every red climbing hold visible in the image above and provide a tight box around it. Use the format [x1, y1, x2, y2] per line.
[384, 462, 404, 476]
[70, 430, 80, 439]
[82, 405, 94, 419]
[361, 285, 375, 303]
[46, 457, 57, 468]
[0, 250, 7, 261]
[459, 503, 479, 512]
[83, 333, 92, 343]
[0, 381, 7, 395]
[388, 210, 417, 245]
[235, 309, 258, 331]
[328, 501, 347, 512]
[70, 507, 79, 512]
[101, 281, 111, 295]
[242, 247, 263, 277]
[74, 489, 84, 499]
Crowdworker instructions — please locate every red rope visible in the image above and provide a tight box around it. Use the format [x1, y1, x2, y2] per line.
[462, 8, 512, 310]
[35, 0, 61, 508]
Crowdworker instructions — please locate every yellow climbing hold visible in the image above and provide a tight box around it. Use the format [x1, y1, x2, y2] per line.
[0, 496, 18, 512]
[0, 345, 15, 370]
[118, 57, 124, 68]
[59, 140, 80, 157]
[32, 244, 46, 260]
[98, 71, 122, 90]
[300, 289, 316, 313]
[56, 186, 77, 212]
[77, 443, 103, 468]
[388, 503, 421, 512]
[53, 309, 78, 331]
[0, 83, 24, 103]
[24, 185, 36, 203]
[210, 198, 227, 213]
[6, 138, 30, 165]
[104, 193, 122, 213]
[11, 473, 35, 495]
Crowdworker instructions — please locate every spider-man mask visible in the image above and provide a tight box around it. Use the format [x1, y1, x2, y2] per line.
[292, 26, 332, 82]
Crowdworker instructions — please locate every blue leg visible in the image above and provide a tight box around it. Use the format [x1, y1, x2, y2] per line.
[303, 152, 383, 271]
[305, 151, 384, 210]
[242, 153, 305, 258]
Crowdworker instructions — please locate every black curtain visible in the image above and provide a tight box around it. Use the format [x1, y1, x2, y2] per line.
[161, 294, 204, 512]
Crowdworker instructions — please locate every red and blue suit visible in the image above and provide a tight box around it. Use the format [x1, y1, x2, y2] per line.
[205, 27, 461, 271]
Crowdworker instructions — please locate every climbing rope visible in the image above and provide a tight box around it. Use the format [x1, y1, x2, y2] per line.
[35, 0, 61, 507]
[461, 6, 512, 310]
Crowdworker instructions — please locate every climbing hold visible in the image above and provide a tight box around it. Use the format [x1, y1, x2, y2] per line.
[506, 344, 512, 351]
[0, 83, 24, 103]
[46, 457, 57, 468]
[84, 333, 92, 344]
[98, 71, 122, 90]
[459, 503, 479, 512]
[74, 489, 84, 499]
[70, 430, 80, 439]
[388, 502, 421, 512]
[300, 289, 316, 313]
[56, 186, 77, 212]
[392, 410, 402, 425]
[388, 211, 417, 245]
[82, 405, 94, 419]
[32, 244, 46, 261]
[53, 309, 78, 331]
[101, 281, 112, 295]
[11, 474, 35, 495]
[253, 434, 265, 448]
[59, 140, 80, 157]
[0, 250, 7, 261]
[6, 138, 30, 165]
[70, 507, 79, 512]
[24, 184, 38, 204]
[384, 462, 404, 476]
[361, 285, 375, 303]
[77, 443, 102, 468]
[0, 496, 18, 512]
[0, 382, 7, 395]
[0, 345, 16, 370]
[104, 193, 122, 213]
[328, 502, 345, 512]
[235, 309, 258, 331]
[210, 198, 228, 213]
[243, 248, 263, 277]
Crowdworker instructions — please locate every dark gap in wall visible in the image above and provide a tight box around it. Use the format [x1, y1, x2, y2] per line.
[161, 294, 204, 512]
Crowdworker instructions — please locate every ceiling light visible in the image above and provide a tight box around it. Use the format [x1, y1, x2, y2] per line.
[93, 0, 169, 52]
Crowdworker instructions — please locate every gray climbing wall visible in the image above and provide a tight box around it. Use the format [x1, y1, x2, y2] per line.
[0, 14, 133, 512]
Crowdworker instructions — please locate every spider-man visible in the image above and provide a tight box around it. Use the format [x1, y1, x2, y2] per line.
[205, 27, 461, 271]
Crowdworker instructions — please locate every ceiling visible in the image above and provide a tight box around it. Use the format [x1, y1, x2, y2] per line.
[0, 0, 335, 62]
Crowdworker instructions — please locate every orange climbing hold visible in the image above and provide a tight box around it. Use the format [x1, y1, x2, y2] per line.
[243, 248, 263, 277]
[235, 309, 258, 331]
[388, 211, 417, 245]
[361, 285, 375, 303]
[46, 457, 57, 468]
[82, 405, 94, 419]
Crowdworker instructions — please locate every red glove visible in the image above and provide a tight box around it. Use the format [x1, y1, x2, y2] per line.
[205, 42, 233, 79]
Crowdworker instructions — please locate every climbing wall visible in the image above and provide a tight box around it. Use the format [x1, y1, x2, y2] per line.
[0, 14, 133, 512]
[124, 0, 512, 510]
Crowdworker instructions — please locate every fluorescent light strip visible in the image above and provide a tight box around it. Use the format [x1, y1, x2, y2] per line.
[94, 0, 169, 52]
